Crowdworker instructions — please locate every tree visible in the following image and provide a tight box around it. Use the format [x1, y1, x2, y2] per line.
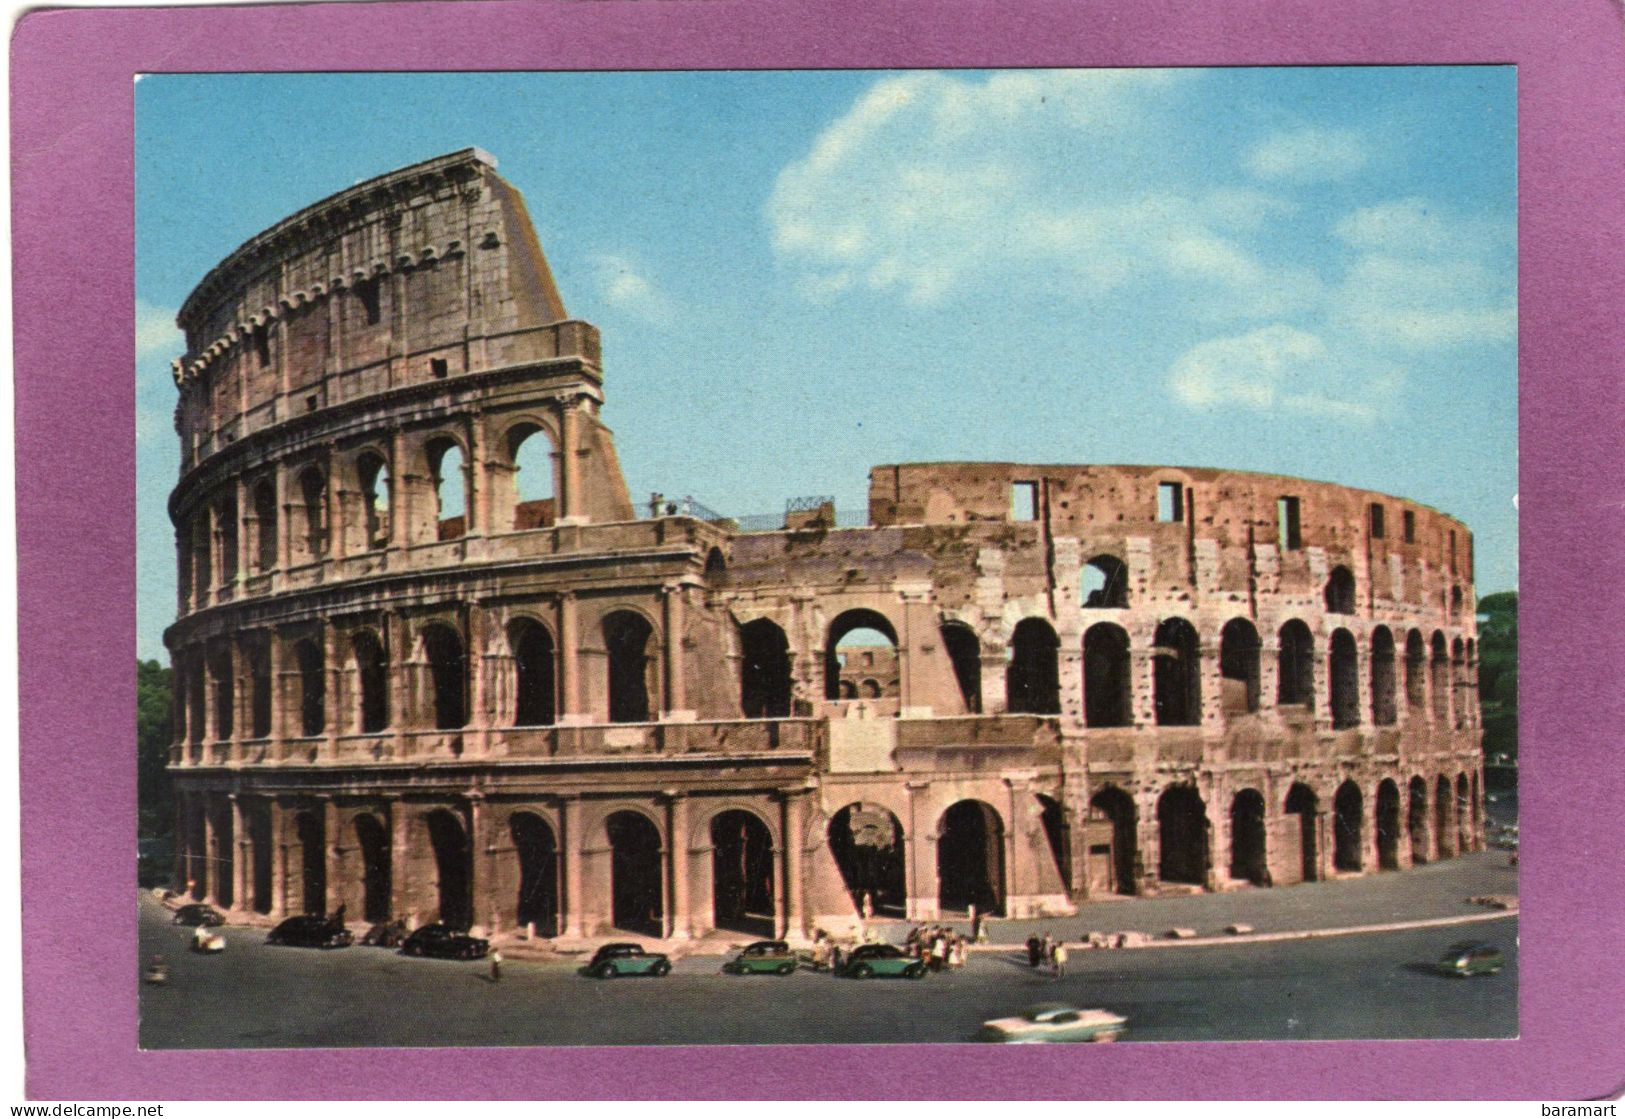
[137, 659, 174, 838]
[1475, 592, 1517, 768]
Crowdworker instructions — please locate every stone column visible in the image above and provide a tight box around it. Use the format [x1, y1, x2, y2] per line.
[664, 793, 691, 939]
[323, 624, 341, 752]
[390, 427, 409, 550]
[558, 593, 584, 724]
[268, 632, 288, 744]
[558, 398, 581, 524]
[560, 796, 584, 937]
[468, 606, 491, 754]
[1130, 644, 1159, 727]
[235, 477, 251, 589]
[270, 800, 290, 919]
[326, 447, 347, 560]
[231, 795, 248, 913]
[203, 647, 220, 745]
[905, 780, 935, 920]
[662, 584, 691, 720]
[322, 797, 341, 916]
[466, 793, 486, 933]
[388, 796, 410, 921]
[469, 417, 491, 538]
[1003, 776, 1035, 917]
[201, 796, 218, 904]
[275, 464, 292, 582]
[388, 613, 412, 752]
[781, 791, 807, 940]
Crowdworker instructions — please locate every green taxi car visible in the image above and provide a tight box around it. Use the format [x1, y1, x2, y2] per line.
[1436, 941, 1505, 977]
[584, 942, 672, 978]
[838, 943, 926, 979]
[725, 940, 798, 976]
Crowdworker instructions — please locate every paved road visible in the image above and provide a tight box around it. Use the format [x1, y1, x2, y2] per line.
[140, 894, 1516, 1048]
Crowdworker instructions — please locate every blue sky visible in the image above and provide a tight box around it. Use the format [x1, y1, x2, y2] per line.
[135, 68, 1517, 662]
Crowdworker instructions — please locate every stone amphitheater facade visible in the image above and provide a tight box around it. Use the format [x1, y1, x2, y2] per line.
[165, 149, 1484, 942]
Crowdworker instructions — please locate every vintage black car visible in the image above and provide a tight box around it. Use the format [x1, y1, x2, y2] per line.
[584, 942, 671, 978]
[171, 903, 226, 928]
[266, 914, 354, 949]
[401, 923, 489, 960]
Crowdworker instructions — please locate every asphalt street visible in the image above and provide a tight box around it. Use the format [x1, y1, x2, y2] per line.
[139, 893, 1516, 1048]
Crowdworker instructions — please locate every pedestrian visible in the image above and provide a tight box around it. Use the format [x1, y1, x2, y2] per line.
[1041, 931, 1054, 966]
[931, 931, 948, 972]
[862, 892, 874, 921]
[489, 948, 503, 983]
[1052, 941, 1068, 979]
[1026, 934, 1043, 968]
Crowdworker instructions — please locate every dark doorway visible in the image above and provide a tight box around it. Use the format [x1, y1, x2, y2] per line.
[296, 810, 325, 915]
[1371, 627, 1397, 725]
[1157, 785, 1208, 885]
[1330, 629, 1360, 728]
[1083, 623, 1132, 727]
[1153, 618, 1201, 726]
[1090, 785, 1138, 895]
[354, 631, 389, 733]
[1333, 781, 1363, 872]
[296, 640, 325, 736]
[937, 800, 1005, 915]
[423, 625, 467, 730]
[604, 612, 654, 723]
[1229, 789, 1268, 885]
[1405, 630, 1426, 708]
[1408, 776, 1430, 865]
[606, 811, 663, 936]
[354, 814, 391, 923]
[940, 623, 982, 713]
[1430, 632, 1450, 722]
[1285, 782, 1319, 882]
[1277, 620, 1314, 708]
[827, 803, 906, 918]
[739, 619, 792, 718]
[1036, 794, 1071, 891]
[1219, 619, 1261, 714]
[1324, 565, 1356, 614]
[711, 810, 775, 937]
[1007, 619, 1060, 715]
[425, 808, 472, 928]
[511, 812, 559, 937]
[1375, 780, 1401, 871]
[1435, 775, 1455, 858]
[512, 621, 556, 727]
[249, 801, 273, 914]
[212, 803, 234, 909]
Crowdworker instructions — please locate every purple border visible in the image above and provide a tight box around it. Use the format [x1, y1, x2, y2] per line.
[13, 0, 1625, 1101]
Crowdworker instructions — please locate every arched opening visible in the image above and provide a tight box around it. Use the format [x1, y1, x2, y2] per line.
[1329, 628, 1360, 729]
[1375, 780, 1401, 871]
[1156, 785, 1208, 886]
[824, 610, 898, 702]
[1083, 622, 1132, 727]
[739, 619, 792, 719]
[606, 810, 663, 936]
[936, 800, 1005, 915]
[353, 631, 388, 733]
[217, 497, 238, 587]
[1407, 776, 1429, 864]
[826, 803, 906, 918]
[357, 452, 390, 550]
[510, 812, 559, 937]
[1219, 618, 1261, 715]
[248, 801, 272, 914]
[185, 802, 206, 898]
[209, 649, 233, 740]
[1451, 638, 1467, 729]
[186, 658, 205, 745]
[354, 814, 391, 923]
[1007, 618, 1061, 715]
[1090, 785, 1137, 895]
[1430, 632, 1450, 722]
[1371, 627, 1397, 726]
[1435, 775, 1455, 858]
[1036, 794, 1071, 891]
[1405, 630, 1426, 708]
[940, 622, 982, 714]
[1324, 565, 1356, 614]
[1153, 618, 1201, 726]
[1277, 620, 1315, 708]
[705, 548, 727, 579]
[422, 625, 467, 730]
[211, 802, 235, 909]
[1285, 783, 1319, 882]
[838, 680, 857, 699]
[711, 810, 775, 938]
[507, 423, 557, 530]
[253, 479, 277, 572]
[511, 619, 556, 727]
[427, 438, 467, 540]
[1333, 781, 1363, 872]
[425, 808, 472, 928]
[295, 639, 325, 736]
[1081, 554, 1129, 608]
[604, 611, 655, 723]
[192, 517, 211, 606]
[1451, 584, 1464, 620]
[860, 678, 881, 698]
[296, 810, 325, 915]
[1456, 773, 1471, 852]
[298, 467, 327, 560]
[249, 644, 271, 739]
[1229, 789, 1268, 885]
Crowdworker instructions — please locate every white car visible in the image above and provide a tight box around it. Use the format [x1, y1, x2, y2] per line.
[979, 1003, 1127, 1043]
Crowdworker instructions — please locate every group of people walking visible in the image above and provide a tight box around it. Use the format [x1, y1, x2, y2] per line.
[902, 925, 974, 971]
[1025, 932, 1069, 977]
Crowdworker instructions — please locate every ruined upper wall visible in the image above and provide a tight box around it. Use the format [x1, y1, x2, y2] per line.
[869, 462, 1475, 586]
[172, 150, 598, 471]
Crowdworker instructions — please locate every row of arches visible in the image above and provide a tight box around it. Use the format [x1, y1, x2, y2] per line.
[180, 422, 559, 608]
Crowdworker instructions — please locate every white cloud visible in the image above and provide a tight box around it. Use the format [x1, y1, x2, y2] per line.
[136, 299, 183, 360]
[1245, 127, 1369, 183]
[1168, 324, 1398, 422]
[591, 254, 677, 326]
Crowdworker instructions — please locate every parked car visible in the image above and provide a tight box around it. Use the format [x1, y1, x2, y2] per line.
[724, 940, 798, 976]
[171, 903, 225, 927]
[584, 942, 671, 978]
[361, 919, 409, 948]
[979, 1003, 1128, 1043]
[266, 914, 354, 949]
[838, 943, 926, 980]
[401, 923, 489, 960]
[1437, 941, 1505, 977]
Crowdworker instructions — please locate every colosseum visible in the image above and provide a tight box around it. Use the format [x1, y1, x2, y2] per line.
[164, 149, 1484, 944]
